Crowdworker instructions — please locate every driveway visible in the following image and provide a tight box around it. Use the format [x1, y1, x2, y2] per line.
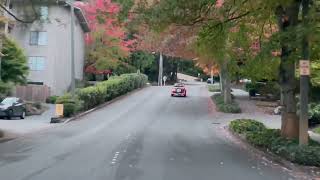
[0, 104, 56, 135]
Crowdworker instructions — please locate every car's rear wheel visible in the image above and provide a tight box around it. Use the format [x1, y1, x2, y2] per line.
[20, 111, 26, 119]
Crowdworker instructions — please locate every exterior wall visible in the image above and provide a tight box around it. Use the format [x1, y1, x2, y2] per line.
[10, 4, 86, 95]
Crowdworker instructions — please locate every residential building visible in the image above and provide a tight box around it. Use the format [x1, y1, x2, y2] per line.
[9, 0, 90, 95]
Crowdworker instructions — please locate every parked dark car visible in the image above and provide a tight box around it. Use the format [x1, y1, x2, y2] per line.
[207, 78, 215, 84]
[0, 97, 26, 119]
[171, 83, 187, 97]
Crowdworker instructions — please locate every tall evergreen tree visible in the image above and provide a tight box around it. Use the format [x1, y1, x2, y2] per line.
[1, 37, 28, 84]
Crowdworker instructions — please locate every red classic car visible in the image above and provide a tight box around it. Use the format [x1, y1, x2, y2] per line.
[171, 83, 187, 97]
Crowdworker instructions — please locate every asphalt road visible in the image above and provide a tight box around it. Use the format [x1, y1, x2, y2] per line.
[0, 83, 298, 180]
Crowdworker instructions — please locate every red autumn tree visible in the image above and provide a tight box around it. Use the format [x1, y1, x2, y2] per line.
[76, 0, 136, 73]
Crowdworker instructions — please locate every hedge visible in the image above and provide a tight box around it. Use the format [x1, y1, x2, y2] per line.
[230, 119, 320, 166]
[57, 73, 148, 117]
[208, 84, 220, 92]
[212, 94, 241, 113]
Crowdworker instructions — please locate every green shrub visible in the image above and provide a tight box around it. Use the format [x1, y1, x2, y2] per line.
[309, 103, 320, 125]
[246, 129, 281, 148]
[77, 85, 107, 110]
[230, 119, 320, 166]
[57, 73, 148, 116]
[56, 94, 83, 117]
[46, 96, 59, 104]
[76, 73, 148, 111]
[212, 94, 241, 113]
[229, 119, 266, 134]
[208, 85, 220, 92]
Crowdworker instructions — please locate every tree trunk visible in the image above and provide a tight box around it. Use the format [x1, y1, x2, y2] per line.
[219, 72, 223, 93]
[276, 1, 301, 139]
[280, 60, 299, 138]
[220, 61, 232, 104]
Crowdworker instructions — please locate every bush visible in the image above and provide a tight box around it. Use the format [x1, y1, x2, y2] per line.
[208, 85, 220, 92]
[57, 73, 148, 117]
[230, 119, 320, 166]
[246, 129, 281, 148]
[212, 94, 241, 113]
[56, 94, 83, 117]
[229, 119, 266, 134]
[46, 96, 59, 104]
[245, 82, 280, 99]
[309, 103, 320, 125]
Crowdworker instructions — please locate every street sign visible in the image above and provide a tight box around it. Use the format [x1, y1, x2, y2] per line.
[163, 76, 167, 86]
[300, 60, 310, 76]
[55, 104, 64, 117]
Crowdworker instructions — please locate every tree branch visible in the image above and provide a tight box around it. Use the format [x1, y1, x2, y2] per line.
[0, 0, 38, 24]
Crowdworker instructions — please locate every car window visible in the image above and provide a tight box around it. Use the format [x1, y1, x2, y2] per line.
[174, 83, 184, 87]
[1, 98, 17, 105]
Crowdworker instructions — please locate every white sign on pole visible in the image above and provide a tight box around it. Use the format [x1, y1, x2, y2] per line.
[300, 60, 310, 76]
[163, 76, 167, 86]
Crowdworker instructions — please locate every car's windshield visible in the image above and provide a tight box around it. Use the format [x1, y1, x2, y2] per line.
[1, 98, 16, 105]
[174, 83, 184, 87]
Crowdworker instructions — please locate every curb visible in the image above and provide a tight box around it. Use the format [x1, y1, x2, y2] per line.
[63, 86, 150, 124]
[226, 126, 320, 178]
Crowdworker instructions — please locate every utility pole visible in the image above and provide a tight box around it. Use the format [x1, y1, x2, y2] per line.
[158, 52, 163, 86]
[68, 0, 76, 95]
[299, 0, 310, 145]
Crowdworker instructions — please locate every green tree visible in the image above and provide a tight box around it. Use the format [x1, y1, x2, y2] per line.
[1, 37, 28, 84]
[136, 0, 320, 139]
[130, 51, 154, 72]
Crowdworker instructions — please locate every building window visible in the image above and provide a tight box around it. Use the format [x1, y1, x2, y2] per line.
[39, 6, 49, 21]
[30, 31, 47, 45]
[28, 56, 45, 71]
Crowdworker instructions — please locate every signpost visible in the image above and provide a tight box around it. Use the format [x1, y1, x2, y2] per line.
[299, 60, 310, 145]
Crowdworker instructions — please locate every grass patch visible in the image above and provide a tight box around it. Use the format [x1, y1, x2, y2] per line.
[211, 94, 241, 113]
[230, 119, 320, 167]
[313, 127, 320, 134]
[208, 85, 220, 92]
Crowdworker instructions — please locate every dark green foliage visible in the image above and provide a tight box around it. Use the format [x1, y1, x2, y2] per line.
[229, 119, 266, 134]
[0, 81, 12, 97]
[1, 37, 28, 84]
[230, 119, 320, 166]
[212, 94, 241, 113]
[113, 63, 137, 75]
[245, 82, 280, 99]
[76, 73, 148, 112]
[56, 94, 83, 118]
[308, 103, 320, 126]
[46, 96, 59, 104]
[129, 51, 154, 72]
[246, 129, 281, 148]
